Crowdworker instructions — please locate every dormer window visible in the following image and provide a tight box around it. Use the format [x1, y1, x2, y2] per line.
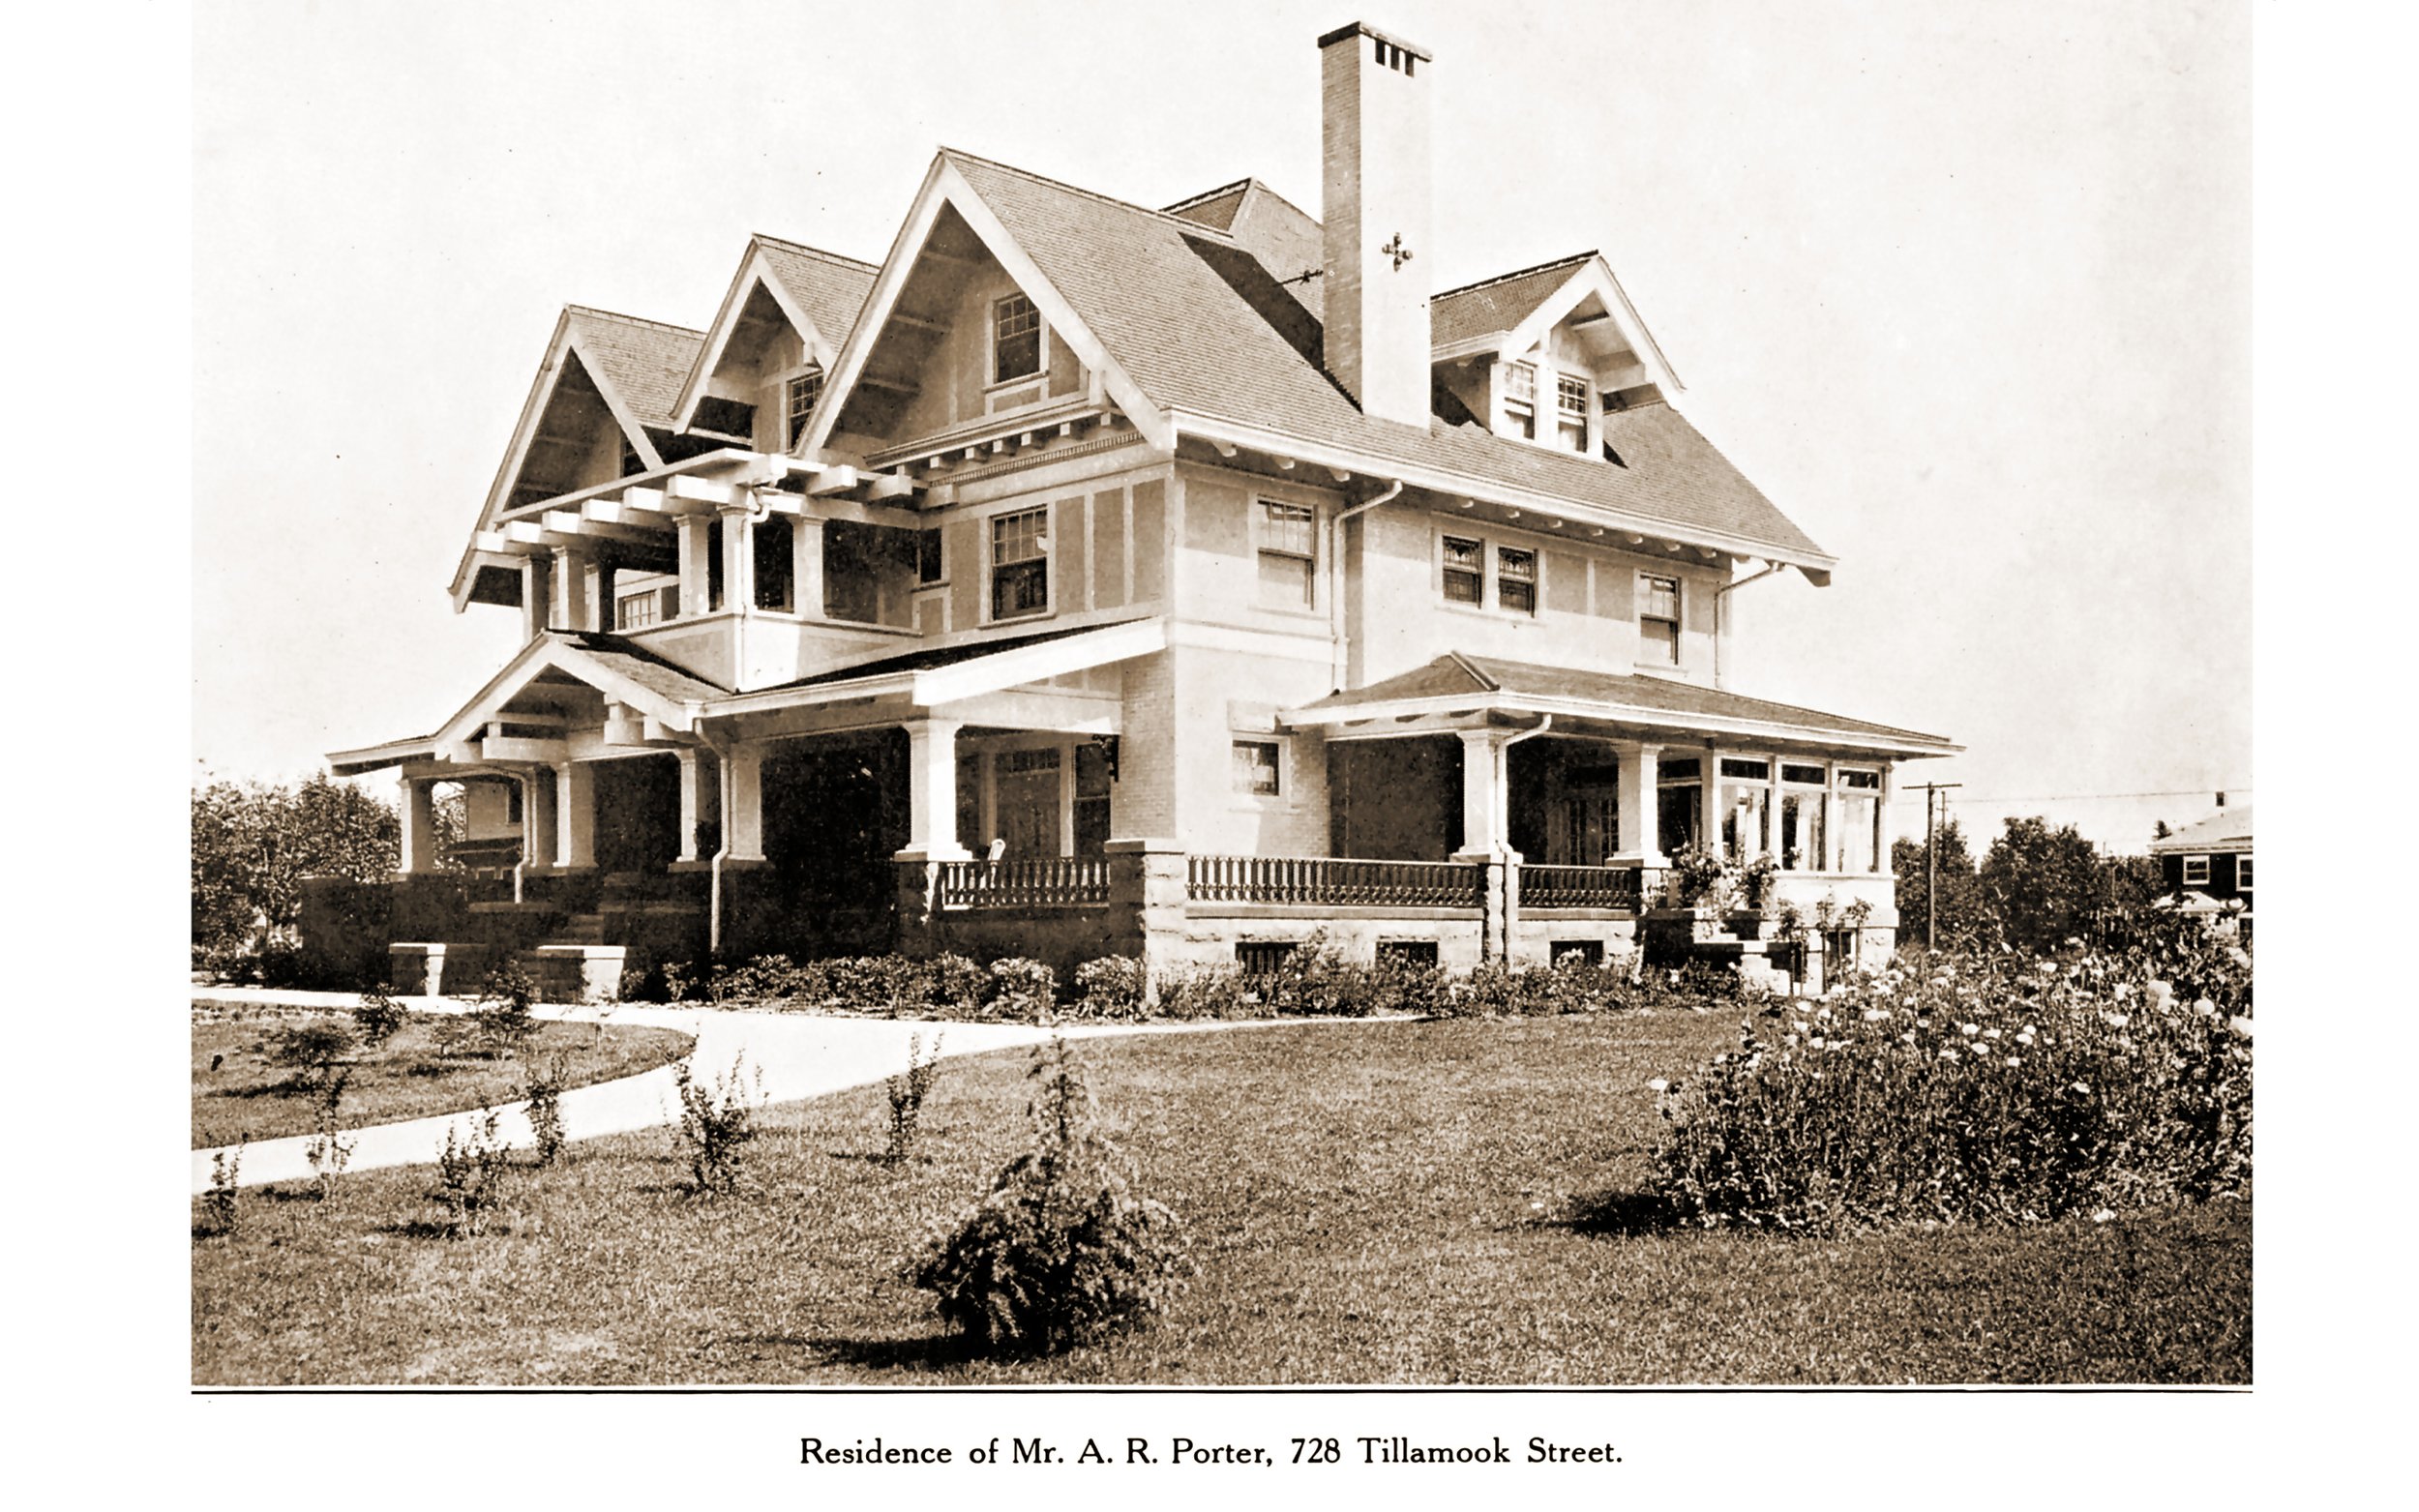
[1501, 361, 1537, 439]
[785, 366, 823, 448]
[1555, 373, 1589, 452]
[992, 293, 1042, 384]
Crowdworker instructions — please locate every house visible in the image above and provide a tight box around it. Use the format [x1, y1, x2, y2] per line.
[2149, 800, 2253, 938]
[318, 20, 1957, 999]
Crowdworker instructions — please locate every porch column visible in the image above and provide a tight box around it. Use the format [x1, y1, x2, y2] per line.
[722, 742, 766, 862]
[676, 517, 713, 617]
[551, 546, 591, 632]
[1453, 728, 1512, 857]
[555, 761, 596, 870]
[1876, 761, 1898, 875]
[675, 747, 711, 863]
[792, 516, 825, 620]
[1701, 747, 1725, 859]
[595, 561, 618, 631]
[898, 719, 971, 860]
[400, 777, 437, 874]
[719, 502, 757, 614]
[521, 554, 552, 641]
[525, 766, 559, 871]
[1612, 741, 1664, 866]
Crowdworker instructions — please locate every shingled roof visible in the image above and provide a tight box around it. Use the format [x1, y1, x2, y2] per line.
[944, 152, 1825, 560]
[1429, 253, 1596, 349]
[1291, 652, 1956, 752]
[562, 307, 704, 427]
[752, 235, 879, 351]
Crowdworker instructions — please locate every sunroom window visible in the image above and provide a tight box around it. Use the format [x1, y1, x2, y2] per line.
[1779, 763, 1827, 871]
[1837, 769, 1883, 873]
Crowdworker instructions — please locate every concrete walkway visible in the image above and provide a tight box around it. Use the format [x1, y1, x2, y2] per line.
[190, 992, 1334, 1194]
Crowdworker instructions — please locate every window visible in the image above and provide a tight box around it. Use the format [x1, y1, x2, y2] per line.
[1237, 941, 1297, 978]
[1657, 756, 1702, 854]
[1233, 739, 1281, 796]
[1837, 769, 1882, 874]
[1639, 574, 1681, 665]
[990, 507, 1050, 619]
[1257, 500, 1317, 608]
[2236, 856, 2253, 892]
[992, 293, 1042, 384]
[1501, 361, 1537, 439]
[2182, 854, 2211, 887]
[916, 528, 944, 585]
[1780, 763, 1827, 871]
[753, 517, 793, 611]
[1495, 546, 1538, 615]
[1074, 742, 1113, 857]
[1717, 758, 1770, 861]
[1555, 372, 1589, 452]
[1442, 535, 1484, 605]
[1550, 939, 1603, 967]
[505, 783, 523, 825]
[785, 366, 822, 447]
[1378, 939, 1440, 966]
[616, 591, 659, 630]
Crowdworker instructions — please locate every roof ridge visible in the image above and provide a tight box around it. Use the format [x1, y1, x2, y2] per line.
[749, 233, 881, 271]
[1161, 177, 1255, 214]
[940, 146, 1240, 240]
[1430, 252, 1598, 303]
[563, 304, 706, 338]
[1445, 650, 1502, 693]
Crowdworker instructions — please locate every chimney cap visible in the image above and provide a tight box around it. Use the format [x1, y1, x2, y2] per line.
[1317, 20, 1433, 63]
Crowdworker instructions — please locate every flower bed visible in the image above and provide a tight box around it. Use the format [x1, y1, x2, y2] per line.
[1649, 931, 2253, 1232]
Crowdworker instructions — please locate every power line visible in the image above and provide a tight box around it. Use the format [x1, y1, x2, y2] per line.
[1943, 788, 2251, 804]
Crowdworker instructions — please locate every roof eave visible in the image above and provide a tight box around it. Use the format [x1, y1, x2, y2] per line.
[1280, 689, 1958, 757]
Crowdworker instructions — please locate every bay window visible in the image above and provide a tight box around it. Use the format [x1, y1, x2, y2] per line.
[1836, 768, 1883, 873]
[1779, 762, 1827, 870]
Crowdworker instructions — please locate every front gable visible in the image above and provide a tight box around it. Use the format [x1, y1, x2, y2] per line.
[670, 238, 878, 452]
[799, 152, 1174, 463]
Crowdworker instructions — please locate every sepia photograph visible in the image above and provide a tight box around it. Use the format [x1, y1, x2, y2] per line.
[179, 0, 2268, 1415]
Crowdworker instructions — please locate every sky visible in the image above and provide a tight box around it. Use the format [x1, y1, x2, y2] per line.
[191, 0, 2252, 851]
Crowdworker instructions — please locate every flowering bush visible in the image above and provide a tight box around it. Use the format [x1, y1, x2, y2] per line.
[1069, 956, 1149, 1020]
[1649, 939, 2253, 1231]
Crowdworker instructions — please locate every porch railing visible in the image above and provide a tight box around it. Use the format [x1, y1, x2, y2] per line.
[1516, 864, 1645, 910]
[936, 857, 1110, 909]
[1188, 855, 1485, 908]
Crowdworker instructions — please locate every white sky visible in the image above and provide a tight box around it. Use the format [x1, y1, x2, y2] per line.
[192, 0, 2251, 850]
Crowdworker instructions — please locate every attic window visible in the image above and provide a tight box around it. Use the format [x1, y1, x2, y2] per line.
[993, 294, 1042, 384]
[785, 367, 822, 448]
[1501, 361, 1536, 440]
[1555, 373, 1589, 452]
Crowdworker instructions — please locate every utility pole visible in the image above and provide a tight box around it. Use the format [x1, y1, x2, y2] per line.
[1911, 782, 1962, 952]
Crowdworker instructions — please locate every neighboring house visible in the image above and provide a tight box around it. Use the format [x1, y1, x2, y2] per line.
[325, 21, 1956, 998]
[2149, 802, 2253, 937]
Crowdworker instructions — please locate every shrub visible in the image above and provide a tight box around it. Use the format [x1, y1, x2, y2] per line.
[908, 1036, 1193, 1354]
[1154, 964, 1258, 1021]
[984, 958, 1058, 1021]
[268, 1020, 356, 1090]
[523, 1051, 568, 1168]
[430, 1108, 512, 1238]
[672, 1053, 762, 1194]
[1068, 957, 1148, 1021]
[202, 1144, 244, 1236]
[471, 964, 541, 1053]
[885, 1032, 945, 1161]
[923, 953, 990, 1017]
[1667, 845, 1731, 908]
[1648, 947, 2254, 1232]
[352, 989, 408, 1047]
[304, 1071, 355, 1201]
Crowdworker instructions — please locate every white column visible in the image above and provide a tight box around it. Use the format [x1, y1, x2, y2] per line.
[720, 505, 756, 613]
[1613, 742, 1663, 865]
[676, 747, 708, 863]
[594, 561, 617, 631]
[1702, 749, 1724, 859]
[521, 555, 550, 641]
[676, 517, 713, 617]
[792, 516, 824, 620]
[723, 743, 766, 862]
[555, 762, 596, 869]
[1454, 728, 1508, 857]
[400, 777, 436, 874]
[551, 547, 591, 632]
[898, 719, 970, 860]
[1876, 761, 1897, 874]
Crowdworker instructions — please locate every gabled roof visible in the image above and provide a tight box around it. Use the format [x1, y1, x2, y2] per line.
[1429, 253, 1596, 349]
[2150, 807, 2254, 854]
[669, 235, 878, 430]
[1286, 652, 1956, 756]
[1166, 177, 1326, 316]
[564, 306, 705, 427]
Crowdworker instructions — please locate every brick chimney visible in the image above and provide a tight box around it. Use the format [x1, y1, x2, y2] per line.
[1320, 21, 1433, 427]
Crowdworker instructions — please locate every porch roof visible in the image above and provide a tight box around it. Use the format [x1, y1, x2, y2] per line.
[1284, 652, 1959, 758]
[703, 615, 1164, 718]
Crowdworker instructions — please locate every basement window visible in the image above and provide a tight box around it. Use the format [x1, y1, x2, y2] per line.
[992, 293, 1042, 384]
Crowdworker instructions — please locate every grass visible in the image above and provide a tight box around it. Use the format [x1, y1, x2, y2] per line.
[191, 1012, 2249, 1384]
[192, 1012, 695, 1148]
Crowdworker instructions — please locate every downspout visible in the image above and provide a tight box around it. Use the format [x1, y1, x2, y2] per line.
[1711, 561, 1788, 687]
[695, 722, 736, 959]
[1329, 478, 1402, 691]
[1490, 715, 1553, 961]
[733, 483, 778, 692]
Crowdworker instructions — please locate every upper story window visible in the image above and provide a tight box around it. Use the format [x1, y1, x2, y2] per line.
[2236, 856, 2253, 891]
[1257, 500, 1317, 608]
[916, 528, 944, 586]
[1555, 373, 1589, 452]
[1496, 547, 1537, 615]
[785, 366, 823, 448]
[990, 506, 1050, 619]
[992, 293, 1042, 385]
[1639, 573, 1682, 665]
[1501, 362, 1537, 440]
[1442, 536, 1484, 605]
[2181, 854, 2211, 886]
[616, 590, 659, 630]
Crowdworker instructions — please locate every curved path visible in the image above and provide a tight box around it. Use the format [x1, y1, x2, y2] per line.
[189, 993, 1328, 1194]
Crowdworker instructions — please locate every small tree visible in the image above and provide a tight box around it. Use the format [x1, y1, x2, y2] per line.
[1979, 815, 2103, 955]
[192, 770, 399, 966]
[1890, 816, 1989, 953]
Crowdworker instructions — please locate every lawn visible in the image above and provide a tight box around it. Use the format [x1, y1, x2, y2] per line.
[192, 1011, 695, 1148]
[191, 1011, 2250, 1384]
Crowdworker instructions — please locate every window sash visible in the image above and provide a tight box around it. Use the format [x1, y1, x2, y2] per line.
[993, 294, 1042, 383]
[1556, 373, 1588, 417]
[1503, 362, 1536, 404]
[1640, 574, 1681, 620]
[2182, 855, 2211, 886]
[1497, 547, 1537, 615]
[1442, 535, 1483, 605]
[1233, 740, 1281, 795]
[786, 368, 822, 446]
[1259, 501, 1315, 557]
[2236, 857, 2253, 890]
